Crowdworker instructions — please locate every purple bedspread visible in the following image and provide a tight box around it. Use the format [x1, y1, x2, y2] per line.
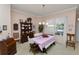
[32, 35, 55, 51]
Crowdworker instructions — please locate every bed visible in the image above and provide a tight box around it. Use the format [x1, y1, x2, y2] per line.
[30, 35, 56, 53]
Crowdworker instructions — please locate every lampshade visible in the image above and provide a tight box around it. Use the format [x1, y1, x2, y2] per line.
[39, 22, 41, 25]
[46, 23, 48, 25]
[77, 18, 79, 21]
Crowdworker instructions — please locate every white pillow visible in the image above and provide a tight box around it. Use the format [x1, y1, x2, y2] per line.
[34, 33, 43, 37]
[0, 33, 12, 41]
[0, 34, 7, 41]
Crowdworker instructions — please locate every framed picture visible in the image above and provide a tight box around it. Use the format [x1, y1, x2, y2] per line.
[3, 25, 7, 30]
[13, 23, 18, 31]
[0, 26, 2, 33]
[13, 33, 19, 39]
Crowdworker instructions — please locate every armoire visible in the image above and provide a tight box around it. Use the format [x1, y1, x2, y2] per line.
[20, 18, 34, 43]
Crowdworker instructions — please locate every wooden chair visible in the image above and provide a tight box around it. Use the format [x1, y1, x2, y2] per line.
[29, 32, 34, 38]
[66, 33, 76, 50]
[29, 43, 40, 54]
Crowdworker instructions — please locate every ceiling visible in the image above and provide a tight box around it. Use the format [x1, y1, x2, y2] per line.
[11, 4, 79, 16]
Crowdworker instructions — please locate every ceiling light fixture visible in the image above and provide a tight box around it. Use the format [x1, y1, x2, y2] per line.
[42, 4, 45, 8]
[77, 18, 79, 21]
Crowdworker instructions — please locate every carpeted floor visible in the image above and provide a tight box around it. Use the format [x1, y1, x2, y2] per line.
[15, 36, 79, 55]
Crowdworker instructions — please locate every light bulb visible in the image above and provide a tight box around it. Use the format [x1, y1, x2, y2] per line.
[46, 23, 48, 25]
[77, 18, 79, 21]
[39, 22, 41, 25]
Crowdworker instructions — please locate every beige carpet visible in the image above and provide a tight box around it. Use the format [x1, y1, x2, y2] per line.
[15, 36, 79, 55]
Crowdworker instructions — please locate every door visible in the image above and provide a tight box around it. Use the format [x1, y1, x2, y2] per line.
[76, 21, 79, 41]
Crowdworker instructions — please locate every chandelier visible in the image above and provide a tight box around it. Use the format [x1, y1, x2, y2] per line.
[42, 4, 45, 8]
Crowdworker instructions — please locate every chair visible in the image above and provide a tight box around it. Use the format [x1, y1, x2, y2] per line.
[66, 33, 76, 50]
[29, 43, 40, 54]
[29, 32, 34, 38]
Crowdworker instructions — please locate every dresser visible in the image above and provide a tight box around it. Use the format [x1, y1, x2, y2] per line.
[0, 38, 17, 55]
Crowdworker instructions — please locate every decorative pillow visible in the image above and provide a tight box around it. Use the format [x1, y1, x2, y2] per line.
[42, 34, 48, 37]
[34, 33, 43, 37]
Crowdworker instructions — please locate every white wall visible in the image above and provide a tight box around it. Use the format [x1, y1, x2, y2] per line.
[0, 4, 11, 40]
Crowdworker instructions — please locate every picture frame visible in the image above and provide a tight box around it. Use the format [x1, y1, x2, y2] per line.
[3, 25, 7, 30]
[13, 33, 19, 39]
[13, 23, 18, 31]
[0, 26, 2, 33]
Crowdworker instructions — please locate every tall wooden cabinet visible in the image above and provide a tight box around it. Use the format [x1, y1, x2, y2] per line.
[20, 18, 33, 43]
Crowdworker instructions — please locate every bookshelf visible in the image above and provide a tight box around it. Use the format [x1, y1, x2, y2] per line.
[20, 18, 33, 43]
